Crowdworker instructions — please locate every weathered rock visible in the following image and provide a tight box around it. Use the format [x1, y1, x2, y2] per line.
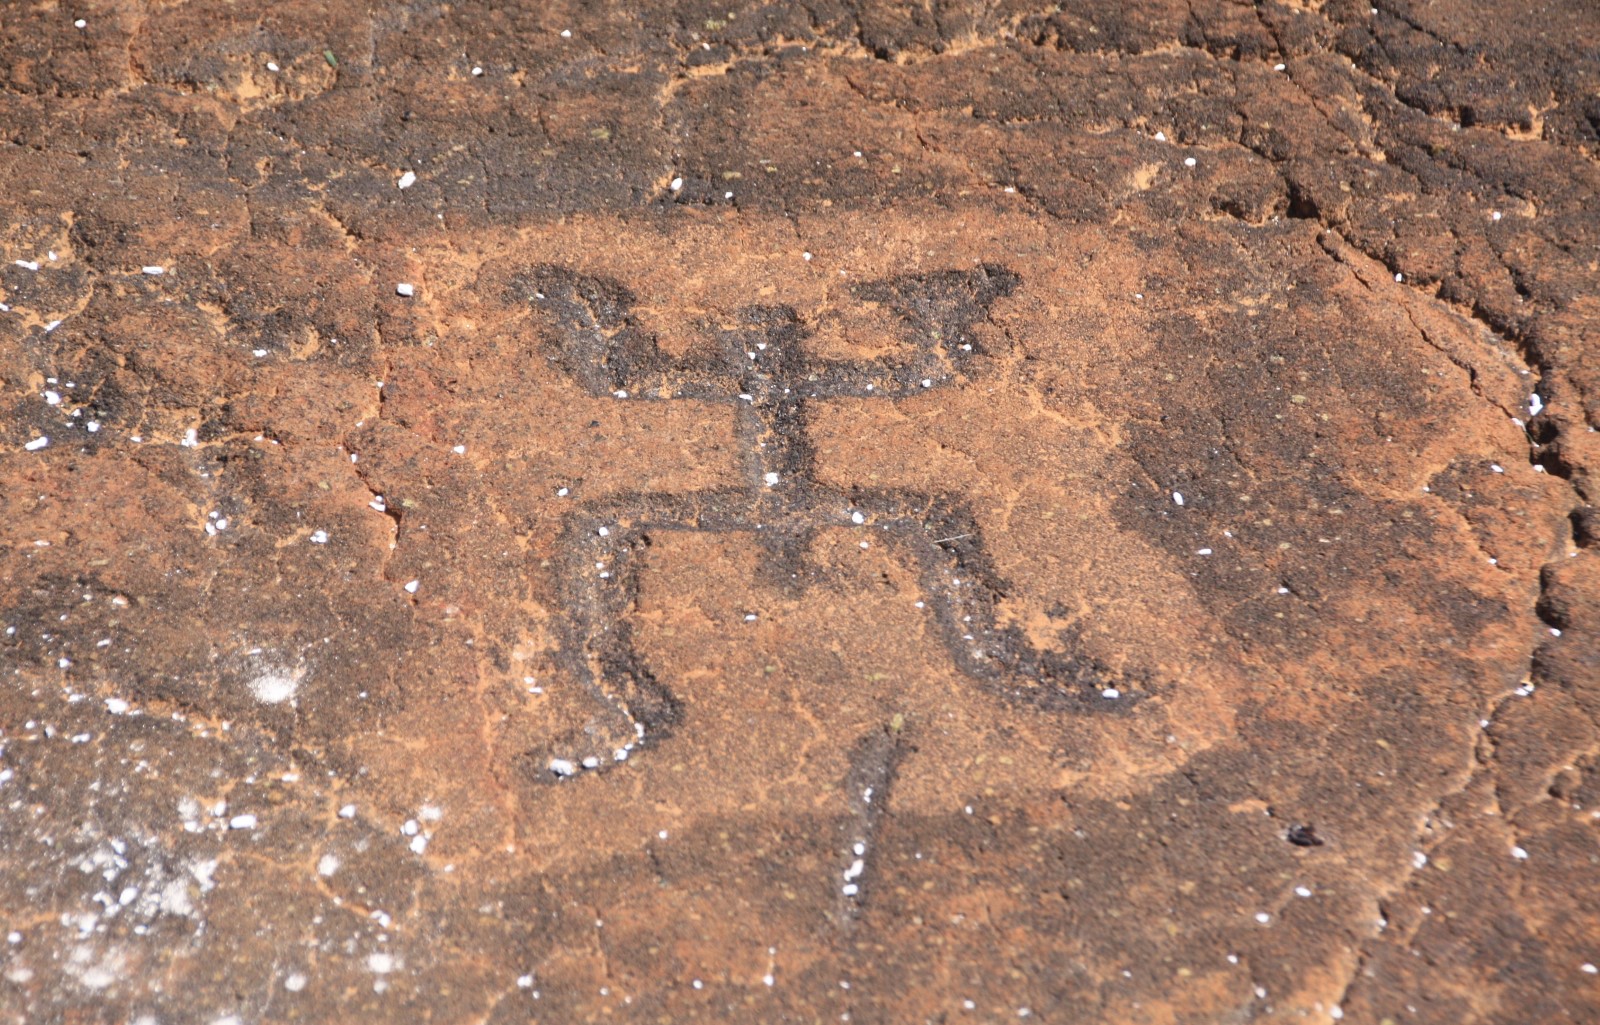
[2, 3, 1596, 1023]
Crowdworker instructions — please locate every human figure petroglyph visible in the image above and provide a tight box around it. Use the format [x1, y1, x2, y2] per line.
[521, 263, 1141, 779]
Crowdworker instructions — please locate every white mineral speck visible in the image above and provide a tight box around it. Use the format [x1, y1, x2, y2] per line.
[285, 972, 307, 992]
[248, 672, 297, 705]
[763, 472, 780, 486]
[404, 580, 420, 593]
[318, 854, 340, 876]
[229, 814, 257, 830]
[142, 266, 165, 275]
[1184, 156, 1197, 167]
[367, 952, 395, 974]
[309, 530, 328, 544]
[1173, 491, 1184, 505]
[396, 283, 415, 297]
[24, 436, 48, 451]
[549, 759, 576, 777]
[397, 171, 417, 189]
[339, 804, 357, 818]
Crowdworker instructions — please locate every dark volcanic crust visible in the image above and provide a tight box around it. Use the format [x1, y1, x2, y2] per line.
[1, 2, 1597, 1024]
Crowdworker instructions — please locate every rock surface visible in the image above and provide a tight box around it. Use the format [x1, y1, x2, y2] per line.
[2, 2, 1597, 1023]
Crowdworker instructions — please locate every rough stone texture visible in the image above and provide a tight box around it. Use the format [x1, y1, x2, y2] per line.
[1, 2, 1597, 1023]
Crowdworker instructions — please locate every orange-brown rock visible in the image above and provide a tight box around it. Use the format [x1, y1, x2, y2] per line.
[2, 3, 1597, 1023]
